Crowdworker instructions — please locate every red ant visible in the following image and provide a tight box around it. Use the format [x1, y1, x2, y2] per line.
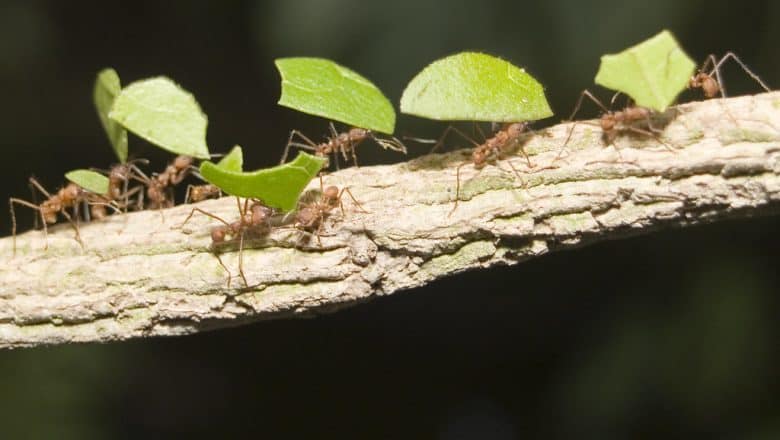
[179, 197, 274, 288]
[417, 122, 535, 215]
[280, 123, 406, 168]
[88, 158, 150, 219]
[555, 90, 671, 164]
[8, 177, 115, 254]
[289, 177, 366, 246]
[133, 155, 195, 210]
[689, 52, 770, 99]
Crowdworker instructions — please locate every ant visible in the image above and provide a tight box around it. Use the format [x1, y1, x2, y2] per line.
[289, 177, 366, 247]
[179, 197, 274, 288]
[280, 123, 406, 169]
[555, 90, 671, 164]
[8, 177, 114, 254]
[88, 159, 150, 219]
[416, 122, 535, 215]
[689, 52, 771, 99]
[133, 155, 195, 210]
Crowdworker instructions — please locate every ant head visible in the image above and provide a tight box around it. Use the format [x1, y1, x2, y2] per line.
[348, 128, 369, 141]
[91, 204, 107, 220]
[61, 183, 82, 201]
[211, 226, 226, 243]
[250, 203, 272, 225]
[110, 163, 131, 181]
[702, 76, 720, 98]
[506, 122, 527, 139]
[600, 115, 616, 132]
[323, 186, 340, 202]
[472, 149, 488, 167]
[296, 206, 317, 227]
[173, 155, 194, 170]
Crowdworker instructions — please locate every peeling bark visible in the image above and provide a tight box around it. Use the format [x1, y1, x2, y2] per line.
[2, 92, 780, 349]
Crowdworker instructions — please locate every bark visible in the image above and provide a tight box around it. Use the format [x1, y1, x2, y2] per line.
[2, 92, 780, 349]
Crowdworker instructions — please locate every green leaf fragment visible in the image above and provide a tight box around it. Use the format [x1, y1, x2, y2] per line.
[199, 152, 327, 212]
[400, 52, 553, 122]
[65, 169, 109, 195]
[275, 57, 396, 134]
[215, 145, 243, 172]
[93, 68, 129, 163]
[594, 30, 696, 112]
[109, 77, 210, 159]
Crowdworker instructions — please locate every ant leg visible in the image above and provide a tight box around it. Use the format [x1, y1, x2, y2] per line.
[448, 162, 469, 217]
[58, 209, 85, 250]
[28, 181, 40, 229]
[350, 143, 359, 167]
[496, 157, 527, 188]
[553, 90, 612, 165]
[314, 222, 323, 247]
[568, 89, 611, 121]
[511, 140, 534, 168]
[700, 54, 718, 75]
[625, 126, 676, 153]
[338, 187, 368, 214]
[214, 252, 233, 288]
[121, 185, 143, 211]
[281, 130, 321, 164]
[9, 198, 46, 255]
[552, 120, 602, 165]
[331, 149, 340, 171]
[431, 125, 482, 154]
[237, 230, 248, 287]
[328, 122, 339, 139]
[28, 177, 53, 199]
[178, 207, 231, 230]
[714, 52, 771, 97]
[184, 184, 195, 204]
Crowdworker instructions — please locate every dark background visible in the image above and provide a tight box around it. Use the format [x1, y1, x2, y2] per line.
[1, 0, 780, 438]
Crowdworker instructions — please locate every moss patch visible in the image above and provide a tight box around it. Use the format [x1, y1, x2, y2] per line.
[420, 240, 496, 278]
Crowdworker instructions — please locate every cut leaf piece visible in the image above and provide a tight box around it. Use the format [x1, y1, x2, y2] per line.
[216, 145, 243, 172]
[594, 30, 696, 112]
[109, 77, 210, 159]
[200, 152, 327, 212]
[65, 169, 109, 195]
[93, 68, 129, 163]
[400, 52, 553, 122]
[275, 57, 396, 134]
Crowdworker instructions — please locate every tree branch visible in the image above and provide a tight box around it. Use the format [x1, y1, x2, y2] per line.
[2, 92, 780, 349]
